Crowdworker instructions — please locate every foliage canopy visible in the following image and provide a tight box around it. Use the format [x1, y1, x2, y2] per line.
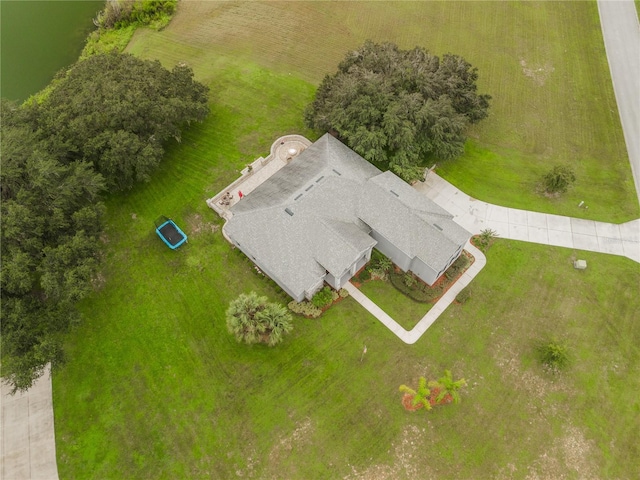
[33, 52, 209, 190]
[1, 102, 106, 391]
[305, 40, 490, 182]
[542, 165, 576, 194]
[226, 292, 293, 346]
[1, 52, 209, 391]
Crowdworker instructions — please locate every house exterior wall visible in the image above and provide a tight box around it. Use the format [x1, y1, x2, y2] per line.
[325, 272, 339, 290]
[369, 230, 412, 271]
[410, 246, 464, 286]
[324, 248, 373, 290]
[409, 257, 439, 286]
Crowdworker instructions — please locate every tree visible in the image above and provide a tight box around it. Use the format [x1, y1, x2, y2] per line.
[542, 165, 576, 194]
[305, 40, 491, 182]
[399, 376, 432, 411]
[33, 52, 209, 190]
[226, 292, 293, 346]
[428, 370, 467, 405]
[1, 106, 106, 392]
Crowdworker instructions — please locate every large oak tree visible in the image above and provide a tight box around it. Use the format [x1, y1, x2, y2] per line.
[33, 52, 209, 190]
[1, 103, 106, 391]
[305, 41, 491, 182]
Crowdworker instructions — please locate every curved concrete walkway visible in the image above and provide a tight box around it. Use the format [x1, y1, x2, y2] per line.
[598, 0, 640, 205]
[415, 173, 640, 263]
[345, 242, 486, 345]
[348, 174, 639, 344]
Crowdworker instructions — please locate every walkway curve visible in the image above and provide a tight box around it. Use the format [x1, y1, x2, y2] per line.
[345, 242, 486, 345]
[349, 174, 639, 344]
[415, 173, 640, 264]
[597, 0, 640, 206]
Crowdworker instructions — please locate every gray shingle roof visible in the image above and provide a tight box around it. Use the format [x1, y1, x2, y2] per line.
[359, 171, 470, 271]
[225, 133, 471, 298]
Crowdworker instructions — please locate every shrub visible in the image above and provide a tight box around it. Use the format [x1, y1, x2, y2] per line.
[389, 271, 442, 303]
[475, 229, 498, 252]
[456, 288, 471, 304]
[287, 301, 322, 318]
[403, 273, 417, 288]
[339, 288, 350, 298]
[312, 286, 335, 308]
[536, 339, 570, 373]
[357, 268, 371, 282]
[542, 165, 576, 194]
[445, 254, 470, 280]
[226, 292, 293, 346]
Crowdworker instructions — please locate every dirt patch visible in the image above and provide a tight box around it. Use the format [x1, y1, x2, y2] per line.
[185, 213, 219, 236]
[520, 59, 555, 86]
[493, 340, 572, 404]
[525, 425, 599, 480]
[344, 424, 435, 480]
[267, 418, 314, 470]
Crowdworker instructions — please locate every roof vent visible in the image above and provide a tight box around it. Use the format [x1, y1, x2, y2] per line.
[332, 169, 342, 176]
[390, 189, 400, 197]
[305, 184, 314, 191]
[294, 193, 303, 201]
[434, 224, 443, 231]
[316, 175, 325, 183]
[285, 208, 294, 216]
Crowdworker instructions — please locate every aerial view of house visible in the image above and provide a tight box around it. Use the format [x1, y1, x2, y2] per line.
[225, 134, 471, 301]
[1, 1, 639, 479]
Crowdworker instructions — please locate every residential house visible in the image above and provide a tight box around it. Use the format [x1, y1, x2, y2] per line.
[224, 134, 471, 302]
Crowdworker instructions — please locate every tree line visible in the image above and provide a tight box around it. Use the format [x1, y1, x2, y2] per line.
[1, 52, 209, 391]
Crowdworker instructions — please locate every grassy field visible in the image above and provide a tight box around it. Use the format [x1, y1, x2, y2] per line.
[125, 0, 638, 222]
[358, 280, 431, 331]
[52, 2, 640, 479]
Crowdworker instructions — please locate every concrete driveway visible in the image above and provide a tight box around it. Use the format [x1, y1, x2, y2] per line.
[598, 0, 640, 204]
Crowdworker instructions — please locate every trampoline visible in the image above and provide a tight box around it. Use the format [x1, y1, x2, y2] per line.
[154, 216, 188, 250]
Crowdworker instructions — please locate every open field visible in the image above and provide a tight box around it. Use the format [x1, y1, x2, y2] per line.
[126, 0, 638, 222]
[52, 2, 640, 479]
[51, 56, 640, 478]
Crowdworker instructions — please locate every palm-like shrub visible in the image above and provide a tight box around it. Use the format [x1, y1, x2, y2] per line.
[428, 370, 467, 405]
[226, 292, 293, 346]
[399, 376, 432, 411]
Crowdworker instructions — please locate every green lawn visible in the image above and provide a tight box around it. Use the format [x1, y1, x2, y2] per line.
[126, 0, 638, 222]
[53, 2, 640, 478]
[358, 279, 431, 331]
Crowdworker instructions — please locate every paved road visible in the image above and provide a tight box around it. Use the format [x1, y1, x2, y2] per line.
[598, 0, 640, 205]
[1, 365, 58, 480]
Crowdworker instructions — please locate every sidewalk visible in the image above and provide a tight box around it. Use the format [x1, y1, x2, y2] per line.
[414, 173, 640, 263]
[344, 242, 487, 345]
[1, 364, 58, 480]
[347, 174, 639, 344]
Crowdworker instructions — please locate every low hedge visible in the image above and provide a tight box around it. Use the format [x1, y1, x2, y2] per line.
[445, 254, 470, 281]
[388, 271, 443, 303]
[288, 301, 322, 318]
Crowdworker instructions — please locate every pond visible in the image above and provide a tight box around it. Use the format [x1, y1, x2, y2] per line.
[1, 0, 103, 102]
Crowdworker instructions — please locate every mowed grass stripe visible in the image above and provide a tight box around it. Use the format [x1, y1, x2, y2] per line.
[53, 3, 640, 479]
[128, 1, 638, 221]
